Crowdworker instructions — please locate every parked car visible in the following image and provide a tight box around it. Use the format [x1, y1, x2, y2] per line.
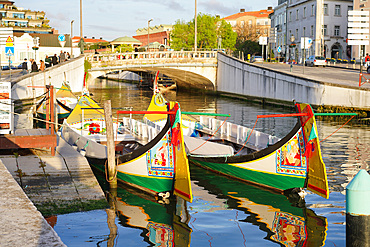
[305, 56, 327, 67]
[252, 56, 264, 63]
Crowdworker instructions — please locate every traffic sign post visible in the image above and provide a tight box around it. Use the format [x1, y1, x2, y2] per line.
[5, 36, 14, 79]
[58, 34, 66, 47]
[347, 10, 369, 76]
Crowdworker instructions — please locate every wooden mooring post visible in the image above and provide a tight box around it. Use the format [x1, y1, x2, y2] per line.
[103, 100, 117, 188]
[346, 169, 370, 247]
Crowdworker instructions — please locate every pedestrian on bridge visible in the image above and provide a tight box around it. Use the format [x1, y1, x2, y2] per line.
[52, 54, 58, 66]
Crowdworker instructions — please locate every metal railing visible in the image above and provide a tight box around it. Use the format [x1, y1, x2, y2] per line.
[86, 50, 218, 63]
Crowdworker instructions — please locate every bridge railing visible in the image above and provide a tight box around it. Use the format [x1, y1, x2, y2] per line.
[86, 50, 218, 63]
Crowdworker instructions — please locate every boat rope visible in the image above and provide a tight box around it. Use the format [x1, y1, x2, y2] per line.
[190, 117, 229, 153]
[235, 119, 259, 155]
[105, 159, 118, 183]
[319, 115, 356, 143]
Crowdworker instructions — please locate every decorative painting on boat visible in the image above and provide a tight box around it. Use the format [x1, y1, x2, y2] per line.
[271, 211, 306, 246]
[146, 132, 174, 178]
[146, 222, 174, 246]
[276, 129, 307, 176]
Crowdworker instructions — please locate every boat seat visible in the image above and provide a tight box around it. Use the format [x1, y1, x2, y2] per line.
[183, 135, 234, 156]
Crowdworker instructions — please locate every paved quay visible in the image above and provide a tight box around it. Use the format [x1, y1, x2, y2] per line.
[0, 134, 107, 246]
[256, 62, 370, 90]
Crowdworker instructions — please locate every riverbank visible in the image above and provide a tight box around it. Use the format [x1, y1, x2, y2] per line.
[0, 133, 108, 246]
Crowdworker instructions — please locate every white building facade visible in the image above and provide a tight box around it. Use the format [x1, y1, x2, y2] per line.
[270, 0, 288, 61]
[271, 0, 353, 63]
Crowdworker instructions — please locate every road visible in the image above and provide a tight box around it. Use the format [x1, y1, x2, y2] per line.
[253, 62, 370, 90]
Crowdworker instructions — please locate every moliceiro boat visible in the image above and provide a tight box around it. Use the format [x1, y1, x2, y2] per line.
[36, 81, 78, 123]
[60, 94, 192, 203]
[184, 103, 329, 199]
[144, 93, 330, 199]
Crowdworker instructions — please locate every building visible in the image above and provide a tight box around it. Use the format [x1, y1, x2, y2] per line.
[110, 36, 141, 52]
[0, 0, 53, 34]
[271, 0, 352, 62]
[223, 8, 273, 42]
[352, 0, 370, 60]
[133, 24, 172, 49]
[270, 0, 288, 60]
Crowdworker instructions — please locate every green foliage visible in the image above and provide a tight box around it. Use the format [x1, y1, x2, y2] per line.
[170, 13, 236, 51]
[217, 19, 237, 50]
[234, 39, 261, 58]
[115, 44, 133, 53]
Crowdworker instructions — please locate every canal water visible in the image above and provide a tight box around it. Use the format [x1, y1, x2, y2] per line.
[51, 79, 369, 246]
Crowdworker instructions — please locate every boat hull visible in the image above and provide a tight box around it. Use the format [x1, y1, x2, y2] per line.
[190, 159, 305, 192]
[188, 122, 308, 193]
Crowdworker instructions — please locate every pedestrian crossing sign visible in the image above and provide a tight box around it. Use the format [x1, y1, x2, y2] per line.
[5, 46, 14, 56]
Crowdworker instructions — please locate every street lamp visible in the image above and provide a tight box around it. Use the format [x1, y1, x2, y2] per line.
[32, 37, 39, 61]
[194, 0, 197, 52]
[71, 20, 74, 58]
[290, 34, 295, 62]
[147, 19, 153, 52]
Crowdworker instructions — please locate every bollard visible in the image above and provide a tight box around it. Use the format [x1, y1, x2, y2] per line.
[103, 100, 117, 189]
[346, 169, 370, 247]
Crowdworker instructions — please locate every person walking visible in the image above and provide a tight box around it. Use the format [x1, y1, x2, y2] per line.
[52, 54, 58, 66]
[39, 60, 45, 71]
[45, 55, 52, 68]
[31, 60, 38, 72]
[21, 58, 28, 74]
[59, 50, 66, 63]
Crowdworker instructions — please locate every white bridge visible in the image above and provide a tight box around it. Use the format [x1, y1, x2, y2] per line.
[86, 51, 218, 90]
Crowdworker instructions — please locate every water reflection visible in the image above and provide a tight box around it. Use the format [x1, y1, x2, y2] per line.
[112, 187, 191, 246]
[190, 165, 327, 246]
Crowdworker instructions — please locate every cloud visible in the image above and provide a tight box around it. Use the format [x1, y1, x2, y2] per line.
[198, 0, 235, 15]
[167, 1, 186, 11]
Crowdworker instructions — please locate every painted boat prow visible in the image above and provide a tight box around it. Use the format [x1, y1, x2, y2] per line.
[296, 103, 329, 199]
[169, 102, 193, 203]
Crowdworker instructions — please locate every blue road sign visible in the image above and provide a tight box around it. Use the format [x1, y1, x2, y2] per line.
[58, 34, 66, 42]
[5, 46, 14, 56]
[277, 46, 282, 53]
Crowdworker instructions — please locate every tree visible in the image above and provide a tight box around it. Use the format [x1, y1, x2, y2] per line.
[217, 19, 237, 50]
[234, 39, 261, 58]
[170, 19, 193, 50]
[115, 44, 133, 53]
[235, 22, 259, 42]
[170, 13, 236, 51]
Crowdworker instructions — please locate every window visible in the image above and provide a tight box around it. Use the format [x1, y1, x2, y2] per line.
[311, 25, 314, 36]
[348, 6, 353, 13]
[0, 4, 3, 9]
[248, 20, 252, 27]
[296, 9, 299, 20]
[13, 13, 25, 19]
[334, 25, 340, 36]
[335, 5, 341, 16]
[311, 4, 315, 15]
[303, 7, 306, 18]
[323, 4, 328, 15]
[240, 21, 245, 26]
[323, 25, 327, 36]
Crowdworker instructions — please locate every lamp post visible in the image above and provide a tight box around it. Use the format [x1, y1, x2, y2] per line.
[147, 19, 153, 52]
[32, 37, 39, 61]
[290, 34, 295, 61]
[80, 0, 83, 41]
[71, 20, 74, 58]
[290, 34, 295, 72]
[194, 0, 197, 52]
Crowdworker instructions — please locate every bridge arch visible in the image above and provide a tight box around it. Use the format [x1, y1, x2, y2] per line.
[87, 51, 217, 91]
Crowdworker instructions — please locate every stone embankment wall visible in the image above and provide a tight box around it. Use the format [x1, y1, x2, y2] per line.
[216, 53, 370, 110]
[11, 56, 85, 101]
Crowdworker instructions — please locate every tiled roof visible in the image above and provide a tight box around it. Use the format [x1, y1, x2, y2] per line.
[14, 32, 71, 47]
[223, 9, 273, 20]
[72, 36, 108, 43]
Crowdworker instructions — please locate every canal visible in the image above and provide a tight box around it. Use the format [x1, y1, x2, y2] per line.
[52, 79, 369, 246]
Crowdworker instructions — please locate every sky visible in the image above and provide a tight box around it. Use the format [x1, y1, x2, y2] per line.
[15, 0, 277, 41]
